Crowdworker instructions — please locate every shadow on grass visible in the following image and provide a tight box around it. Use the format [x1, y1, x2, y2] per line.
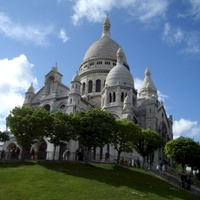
[0, 160, 198, 200]
[36, 161, 199, 200]
[0, 160, 37, 168]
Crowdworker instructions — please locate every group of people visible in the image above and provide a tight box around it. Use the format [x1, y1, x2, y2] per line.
[157, 160, 165, 172]
[75, 149, 84, 161]
[180, 172, 192, 190]
[62, 148, 85, 161]
[10, 146, 20, 159]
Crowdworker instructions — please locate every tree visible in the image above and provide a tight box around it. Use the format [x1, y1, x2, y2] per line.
[0, 131, 10, 142]
[165, 136, 200, 171]
[6, 106, 53, 160]
[48, 112, 75, 160]
[73, 108, 115, 162]
[111, 119, 141, 164]
[132, 129, 165, 169]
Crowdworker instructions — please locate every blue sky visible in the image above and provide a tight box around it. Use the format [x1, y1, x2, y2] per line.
[0, 0, 200, 142]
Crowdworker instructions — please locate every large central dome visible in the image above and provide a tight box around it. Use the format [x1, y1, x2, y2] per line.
[82, 17, 127, 63]
[83, 36, 121, 61]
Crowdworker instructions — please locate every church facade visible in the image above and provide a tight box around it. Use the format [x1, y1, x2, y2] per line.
[4, 17, 173, 165]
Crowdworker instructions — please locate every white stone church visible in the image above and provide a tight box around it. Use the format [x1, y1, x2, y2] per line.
[4, 17, 173, 166]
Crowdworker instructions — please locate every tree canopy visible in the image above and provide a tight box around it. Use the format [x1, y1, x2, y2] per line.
[0, 131, 10, 142]
[165, 136, 200, 170]
[132, 129, 165, 168]
[111, 119, 141, 164]
[73, 108, 115, 161]
[48, 112, 75, 160]
[6, 106, 53, 159]
[48, 112, 75, 145]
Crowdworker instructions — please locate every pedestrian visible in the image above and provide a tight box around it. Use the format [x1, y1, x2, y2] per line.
[30, 147, 36, 159]
[1, 150, 5, 160]
[75, 149, 79, 161]
[15, 146, 20, 159]
[104, 151, 110, 163]
[10, 147, 16, 159]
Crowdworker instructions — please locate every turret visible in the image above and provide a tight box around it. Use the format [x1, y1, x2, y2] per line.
[24, 83, 34, 104]
[139, 68, 158, 99]
[102, 16, 111, 37]
[66, 72, 81, 113]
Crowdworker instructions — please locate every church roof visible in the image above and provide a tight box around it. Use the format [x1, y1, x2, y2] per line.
[105, 47, 134, 87]
[27, 83, 34, 94]
[72, 72, 80, 82]
[140, 68, 157, 92]
[83, 17, 127, 63]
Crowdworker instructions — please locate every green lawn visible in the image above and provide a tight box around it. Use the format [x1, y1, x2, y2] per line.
[0, 161, 199, 200]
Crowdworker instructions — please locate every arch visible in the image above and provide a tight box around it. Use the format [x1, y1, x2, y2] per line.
[96, 79, 101, 92]
[88, 80, 93, 93]
[60, 104, 66, 112]
[5, 143, 17, 160]
[59, 143, 68, 161]
[44, 104, 51, 112]
[37, 141, 47, 160]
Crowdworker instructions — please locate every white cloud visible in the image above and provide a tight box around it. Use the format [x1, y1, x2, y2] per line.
[162, 23, 184, 45]
[59, 29, 70, 43]
[162, 23, 200, 55]
[71, 0, 170, 25]
[188, 0, 200, 20]
[182, 31, 200, 54]
[157, 91, 168, 103]
[173, 118, 200, 141]
[0, 55, 37, 131]
[127, 0, 169, 23]
[0, 12, 54, 45]
[134, 77, 143, 92]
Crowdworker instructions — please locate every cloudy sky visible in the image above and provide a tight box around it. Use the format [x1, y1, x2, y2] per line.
[0, 0, 200, 141]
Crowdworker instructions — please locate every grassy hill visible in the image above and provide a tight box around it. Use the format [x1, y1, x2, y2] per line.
[0, 161, 199, 200]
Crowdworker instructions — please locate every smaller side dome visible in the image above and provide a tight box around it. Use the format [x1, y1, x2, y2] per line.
[105, 47, 134, 87]
[27, 83, 34, 94]
[72, 72, 80, 82]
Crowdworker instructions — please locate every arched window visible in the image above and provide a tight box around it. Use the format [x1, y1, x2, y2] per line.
[96, 79, 101, 92]
[60, 105, 65, 112]
[82, 82, 85, 95]
[113, 92, 116, 102]
[109, 93, 112, 103]
[44, 104, 51, 112]
[47, 77, 54, 94]
[88, 80, 93, 93]
[121, 92, 124, 102]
